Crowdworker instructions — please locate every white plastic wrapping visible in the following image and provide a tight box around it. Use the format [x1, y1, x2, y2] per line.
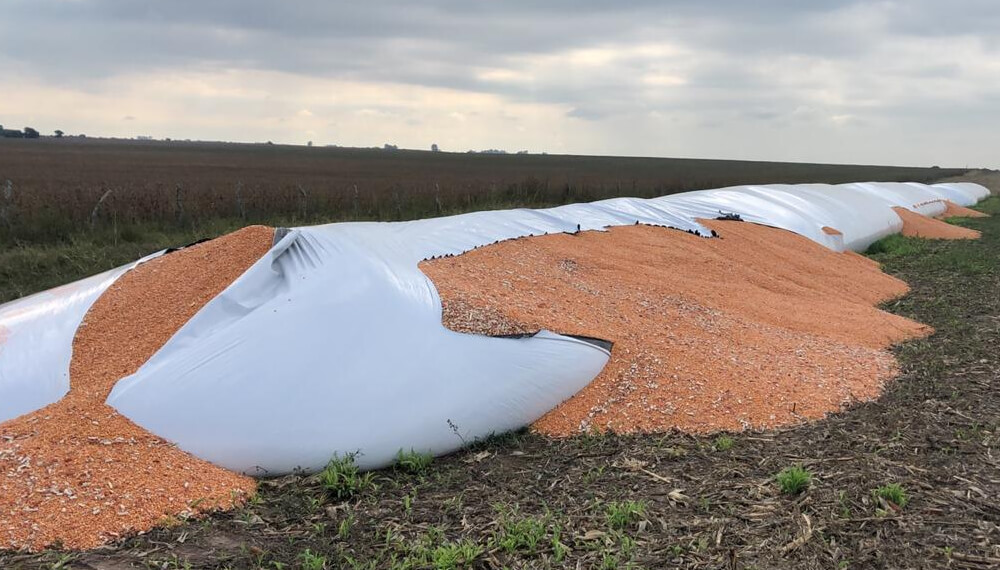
[925, 182, 992, 206]
[0, 253, 161, 423]
[107, 230, 611, 474]
[0, 180, 990, 475]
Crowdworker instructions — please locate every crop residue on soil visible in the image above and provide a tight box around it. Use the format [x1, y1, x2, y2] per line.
[422, 220, 936, 437]
[895, 206, 981, 239]
[0, 225, 273, 551]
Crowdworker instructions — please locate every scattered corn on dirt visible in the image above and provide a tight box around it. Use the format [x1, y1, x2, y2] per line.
[422, 220, 936, 437]
[0, 225, 273, 551]
[894, 206, 981, 240]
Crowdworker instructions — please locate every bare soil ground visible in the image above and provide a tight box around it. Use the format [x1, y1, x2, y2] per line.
[2, 198, 997, 569]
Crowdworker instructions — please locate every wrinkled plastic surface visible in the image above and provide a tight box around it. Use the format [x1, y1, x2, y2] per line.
[0, 253, 162, 423]
[108, 230, 611, 474]
[0, 181, 990, 475]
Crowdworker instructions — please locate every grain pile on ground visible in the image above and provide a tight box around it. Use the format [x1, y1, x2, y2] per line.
[421, 220, 933, 437]
[0, 225, 273, 551]
[894, 206, 981, 239]
[939, 200, 989, 219]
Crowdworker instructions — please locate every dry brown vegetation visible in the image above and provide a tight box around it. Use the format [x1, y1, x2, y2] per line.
[0, 138, 967, 244]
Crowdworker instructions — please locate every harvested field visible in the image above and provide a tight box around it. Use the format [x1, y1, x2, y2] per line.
[423, 220, 936, 436]
[0, 225, 273, 551]
[0, 138, 967, 248]
[894, 206, 981, 239]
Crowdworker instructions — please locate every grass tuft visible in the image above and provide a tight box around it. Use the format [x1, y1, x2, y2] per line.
[713, 435, 735, 451]
[873, 483, 908, 508]
[394, 449, 434, 474]
[605, 500, 648, 529]
[298, 549, 327, 570]
[491, 504, 550, 555]
[320, 454, 376, 500]
[776, 465, 812, 495]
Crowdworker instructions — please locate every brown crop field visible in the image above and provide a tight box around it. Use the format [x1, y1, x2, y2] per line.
[0, 137, 966, 245]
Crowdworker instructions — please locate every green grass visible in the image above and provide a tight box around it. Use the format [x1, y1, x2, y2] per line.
[866, 196, 999, 261]
[394, 449, 434, 475]
[873, 483, 908, 508]
[385, 537, 483, 570]
[973, 195, 1000, 215]
[865, 233, 927, 258]
[421, 539, 484, 570]
[776, 465, 812, 495]
[713, 435, 735, 451]
[943, 216, 973, 227]
[490, 505, 551, 555]
[320, 454, 376, 500]
[298, 549, 327, 570]
[0, 218, 249, 304]
[605, 500, 648, 529]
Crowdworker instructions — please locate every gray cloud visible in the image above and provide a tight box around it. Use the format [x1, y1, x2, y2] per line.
[0, 1, 997, 166]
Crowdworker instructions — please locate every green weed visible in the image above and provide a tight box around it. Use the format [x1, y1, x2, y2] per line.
[394, 449, 434, 474]
[873, 483, 908, 508]
[713, 435, 735, 451]
[605, 500, 648, 529]
[426, 540, 484, 569]
[491, 505, 549, 555]
[320, 454, 376, 500]
[298, 549, 327, 570]
[776, 465, 812, 495]
[338, 513, 355, 539]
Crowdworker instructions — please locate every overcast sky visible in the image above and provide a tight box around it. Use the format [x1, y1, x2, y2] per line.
[1, 1, 997, 166]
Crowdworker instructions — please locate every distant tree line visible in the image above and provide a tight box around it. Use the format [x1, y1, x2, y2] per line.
[0, 124, 69, 139]
[1, 125, 40, 139]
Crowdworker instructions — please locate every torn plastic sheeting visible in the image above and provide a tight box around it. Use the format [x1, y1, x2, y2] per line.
[104, 181, 992, 475]
[0, 180, 989, 472]
[104, 181, 989, 475]
[0, 252, 163, 423]
[107, 229, 611, 474]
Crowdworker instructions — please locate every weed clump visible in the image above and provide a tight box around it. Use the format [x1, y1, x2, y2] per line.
[394, 449, 434, 474]
[776, 465, 812, 495]
[713, 435, 735, 451]
[299, 548, 327, 570]
[320, 454, 375, 500]
[873, 483, 908, 509]
[605, 500, 648, 529]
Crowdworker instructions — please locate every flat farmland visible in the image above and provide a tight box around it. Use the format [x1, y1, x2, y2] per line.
[0, 139, 972, 303]
[0, 138, 966, 243]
